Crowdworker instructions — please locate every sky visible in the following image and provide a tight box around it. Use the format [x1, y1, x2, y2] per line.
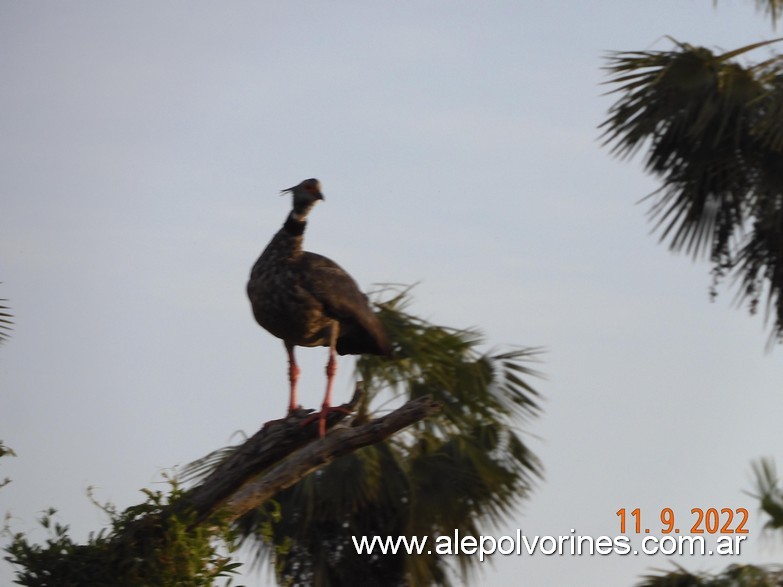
[2, 1, 783, 585]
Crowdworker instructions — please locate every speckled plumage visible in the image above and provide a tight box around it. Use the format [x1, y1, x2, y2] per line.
[247, 178, 389, 435]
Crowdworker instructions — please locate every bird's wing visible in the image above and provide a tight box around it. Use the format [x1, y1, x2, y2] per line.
[298, 252, 389, 354]
[298, 252, 372, 318]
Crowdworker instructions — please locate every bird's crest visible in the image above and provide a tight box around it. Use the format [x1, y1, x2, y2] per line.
[281, 178, 322, 195]
[282, 178, 325, 215]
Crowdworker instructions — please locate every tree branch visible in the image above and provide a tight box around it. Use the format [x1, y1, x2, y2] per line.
[223, 394, 441, 522]
[177, 386, 440, 526]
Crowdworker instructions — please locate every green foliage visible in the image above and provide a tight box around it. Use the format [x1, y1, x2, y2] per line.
[634, 458, 783, 586]
[750, 458, 783, 531]
[605, 7, 783, 587]
[0, 440, 14, 491]
[751, 0, 783, 26]
[4, 481, 242, 587]
[601, 38, 783, 342]
[207, 286, 542, 586]
[0, 285, 12, 345]
[636, 563, 783, 586]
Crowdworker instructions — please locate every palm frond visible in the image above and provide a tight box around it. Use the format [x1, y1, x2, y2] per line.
[637, 563, 783, 586]
[749, 458, 783, 531]
[601, 39, 783, 341]
[179, 436, 246, 484]
[638, 460, 783, 585]
[195, 285, 543, 586]
[358, 287, 542, 432]
[1, 440, 16, 490]
[751, 0, 783, 27]
[0, 284, 13, 345]
[635, 564, 705, 587]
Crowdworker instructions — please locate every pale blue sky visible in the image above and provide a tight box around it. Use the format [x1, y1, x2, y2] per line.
[3, 2, 783, 585]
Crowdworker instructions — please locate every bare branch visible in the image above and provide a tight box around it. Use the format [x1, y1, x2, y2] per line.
[181, 384, 364, 525]
[222, 395, 441, 522]
[176, 385, 440, 526]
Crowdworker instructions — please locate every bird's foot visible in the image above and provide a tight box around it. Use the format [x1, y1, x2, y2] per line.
[301, 405, 353, 438]
[262, 405, 312, 430]
[287, 403, 305, 416]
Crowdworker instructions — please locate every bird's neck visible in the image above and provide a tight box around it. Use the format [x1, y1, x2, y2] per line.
[283, 209, 308, 239]
[253, 208, 311, 274]
[259, 209, 307, 263]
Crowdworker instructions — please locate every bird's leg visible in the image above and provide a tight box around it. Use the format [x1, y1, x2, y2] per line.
[286, 343, 300, 413]
[299, 324, 352, 436]
[318, 325, 339, 437]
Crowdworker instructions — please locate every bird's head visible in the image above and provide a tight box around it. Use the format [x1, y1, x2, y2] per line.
[283, 178, 324, 215]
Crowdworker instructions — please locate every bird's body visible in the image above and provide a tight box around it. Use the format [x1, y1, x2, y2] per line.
[249, 244, 387, 356]
[247, 178, 389, 435]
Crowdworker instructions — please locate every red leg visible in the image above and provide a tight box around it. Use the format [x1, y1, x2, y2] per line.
[299, 324, 351, 436]
[286, 343, 300, 413]
[318, 344, 338, 437]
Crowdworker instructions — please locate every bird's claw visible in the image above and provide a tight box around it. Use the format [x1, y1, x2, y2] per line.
[301, 405, 353, 438]
[287, 404, 307, 416]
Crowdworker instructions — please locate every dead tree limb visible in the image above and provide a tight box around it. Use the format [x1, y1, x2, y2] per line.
[181, 385, 363, 525]
[222, 394, 441, 522]
[177, 387, 440, 526]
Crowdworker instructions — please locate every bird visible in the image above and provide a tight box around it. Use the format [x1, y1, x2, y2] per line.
[247, 178, 390, 437]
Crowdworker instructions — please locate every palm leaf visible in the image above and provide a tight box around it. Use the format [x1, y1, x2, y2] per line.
[749, 0, 783, 26]
[636, 563, 783, 586]
[0, 284, 12, 345]
[601, 39, 783, 341]
[189, 285, 543, 586]
[749, 458, 783, 530]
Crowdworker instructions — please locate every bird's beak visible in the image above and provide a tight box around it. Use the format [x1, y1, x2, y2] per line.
[316, 192, 325, 201]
